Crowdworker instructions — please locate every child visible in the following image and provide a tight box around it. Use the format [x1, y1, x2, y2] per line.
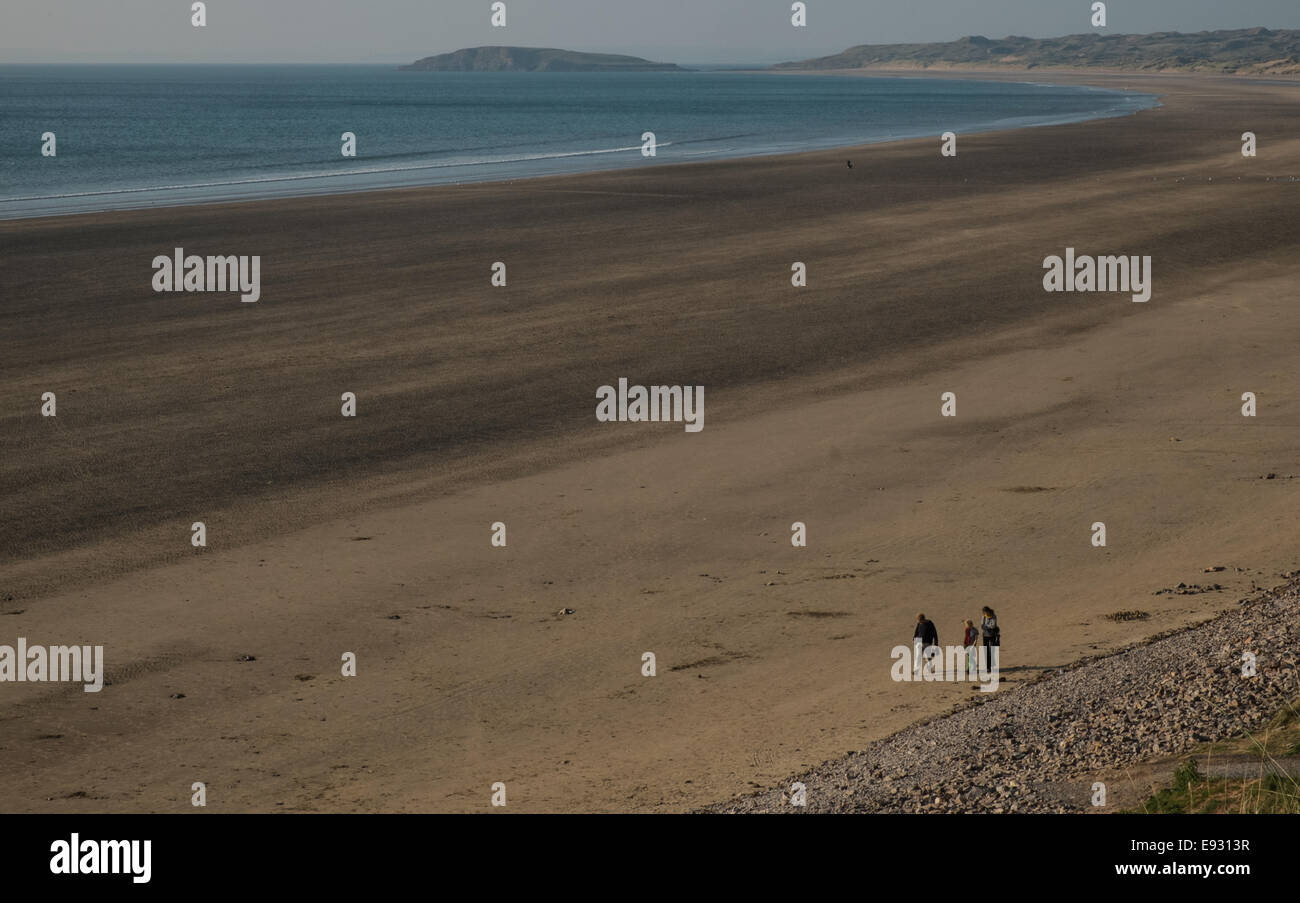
[963, 619, 978, 674]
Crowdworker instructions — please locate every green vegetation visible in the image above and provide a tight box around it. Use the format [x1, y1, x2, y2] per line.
[774, 28, 1300, 76]
[1129, 698, 1300, 814]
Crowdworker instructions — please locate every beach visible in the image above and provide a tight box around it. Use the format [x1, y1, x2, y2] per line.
[1, 71, 1298, 813]
[709, 577, 1300, 813]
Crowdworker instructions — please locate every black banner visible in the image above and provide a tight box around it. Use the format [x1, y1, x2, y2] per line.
[2, 814, 1280, 890]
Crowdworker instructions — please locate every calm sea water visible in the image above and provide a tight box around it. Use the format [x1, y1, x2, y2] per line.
[0, 65, 1157, 219]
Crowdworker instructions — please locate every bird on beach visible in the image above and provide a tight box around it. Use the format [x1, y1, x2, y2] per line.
[846, 160, 853, 168]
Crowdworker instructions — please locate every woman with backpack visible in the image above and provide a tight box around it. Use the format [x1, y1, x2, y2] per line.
[980, 606, 1000, 669]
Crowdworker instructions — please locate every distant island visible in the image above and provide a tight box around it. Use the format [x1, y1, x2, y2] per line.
[401, 46, 685, 72]
[772, 27, 1300, 76]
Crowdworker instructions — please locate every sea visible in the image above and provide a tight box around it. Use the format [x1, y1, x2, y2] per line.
[0, 65, 1158, 219]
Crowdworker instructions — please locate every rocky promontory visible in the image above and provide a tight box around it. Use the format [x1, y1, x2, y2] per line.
[401, 46, 685, 72]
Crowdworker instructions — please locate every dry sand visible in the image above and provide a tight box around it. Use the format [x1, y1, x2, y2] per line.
[1, 72, 1298, 812]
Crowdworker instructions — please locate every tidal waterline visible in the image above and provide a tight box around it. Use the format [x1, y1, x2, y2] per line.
[0, 65, 1157, 218]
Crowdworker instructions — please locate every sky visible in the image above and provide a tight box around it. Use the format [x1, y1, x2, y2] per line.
[3, 0, 1299, 65]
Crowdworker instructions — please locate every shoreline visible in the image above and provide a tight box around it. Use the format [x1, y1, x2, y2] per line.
[0, 70, 1157, 223]
[3, 69, 1299, 812]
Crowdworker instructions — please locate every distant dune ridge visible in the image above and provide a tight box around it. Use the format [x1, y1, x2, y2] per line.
[400, 46, 685, 72]
[773, 27, 1300, 75]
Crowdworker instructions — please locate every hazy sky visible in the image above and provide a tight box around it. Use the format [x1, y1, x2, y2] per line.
[4, 0, 1298, 65]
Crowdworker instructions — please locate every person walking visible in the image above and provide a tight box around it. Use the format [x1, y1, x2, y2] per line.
[913, 613, 939, 675]
[980, 606, 1000, 670]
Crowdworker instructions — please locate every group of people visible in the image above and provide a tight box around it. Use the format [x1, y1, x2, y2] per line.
[913, 606, 1000, 671]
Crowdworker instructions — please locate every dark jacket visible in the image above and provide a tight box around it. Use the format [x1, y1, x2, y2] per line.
[913, 619, 938, 647]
